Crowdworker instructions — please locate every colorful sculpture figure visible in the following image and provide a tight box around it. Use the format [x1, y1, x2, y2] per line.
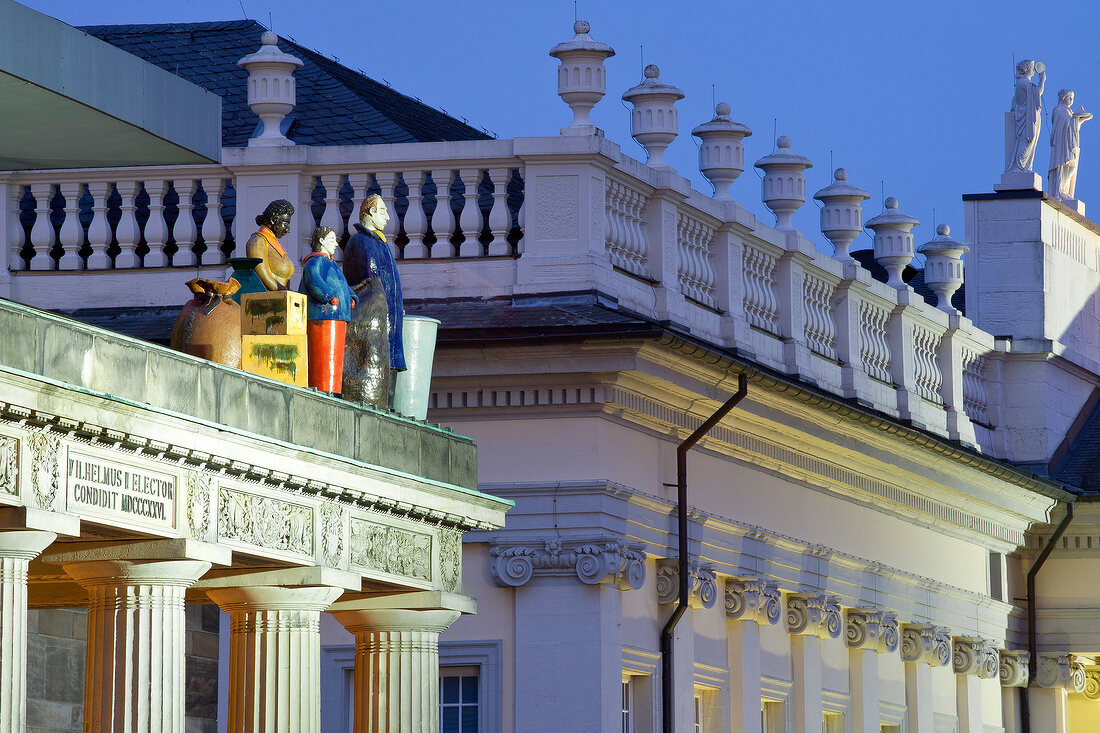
[300, 226, 357, 395]
[246, 199, 295, 291]
[343, 194, 406, 372]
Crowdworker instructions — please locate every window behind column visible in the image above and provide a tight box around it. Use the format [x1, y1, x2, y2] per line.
[440, 665, 479, 733]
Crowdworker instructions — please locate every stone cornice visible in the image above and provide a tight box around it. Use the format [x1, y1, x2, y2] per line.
[724, 576, 781, 625]
[655, 558, 717, 609]
[952, 637, 999, 678]
[999, 650, 1030, 688]
[1036, 653, 1086, 691]
[845, 609, 899, 653]
[786, 593, 842, 639]
[487, 536, 647, 590]
[900, 623, 952, 666]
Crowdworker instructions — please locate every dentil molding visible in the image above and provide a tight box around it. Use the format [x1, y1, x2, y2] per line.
[845, 609, 899, 653]
[724, 576, 781, 625]
[488, 536, 647, 590]
[786, 593, 842, 639]
[900, 624, 952, 666]
[655, 558, 718, 609]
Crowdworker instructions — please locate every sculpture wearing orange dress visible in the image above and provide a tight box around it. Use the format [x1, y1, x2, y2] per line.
[245, 199, 295, 290]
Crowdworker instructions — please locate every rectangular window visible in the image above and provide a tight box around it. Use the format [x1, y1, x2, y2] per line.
[694, 695, 702, 733]
[822, 712, 844, 733]
[440, 666, 480, 733]
[989, 551, 1005, 601]
[881, 726, 901, 733]
[622, 678, 633, 733]
[761, 701, 784, 733]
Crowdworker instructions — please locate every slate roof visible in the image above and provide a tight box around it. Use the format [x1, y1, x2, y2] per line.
[79, 20, 492, 147]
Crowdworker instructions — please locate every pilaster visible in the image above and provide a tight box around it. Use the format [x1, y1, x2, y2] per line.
[64, 559, 212, 733]
[329, 592, 472, 733]
[725, 577, 780, 733]
[845, 609, 898, 733]
[0, 530, 56, 731]
[207, 585, 344, 733]
[900, 624, 951, 733]
[999, 650, 1029, 733]
[787, 593, 840, 733]
[655, 558, 717, 609]
[1030, 654, 1082, 733]
[488, 536, 647, 589]
[952, 636, 998, 733]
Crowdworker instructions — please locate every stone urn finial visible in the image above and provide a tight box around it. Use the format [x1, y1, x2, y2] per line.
[865, 197, 920, 289]
[691, 102, 752, 200]
[753, 136, 813, 229]
[622, 64, 685, 169]
[813, 168, 870, 261]
[917, 224, 969, 312]
[549, 20, 616, 136]
[237, 31, 303, 147]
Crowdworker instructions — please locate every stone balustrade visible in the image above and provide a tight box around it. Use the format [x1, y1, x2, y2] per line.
[1, 136, 1008, 453]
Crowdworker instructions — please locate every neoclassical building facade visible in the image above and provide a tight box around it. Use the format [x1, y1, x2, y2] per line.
[5, 6, 1100, 733]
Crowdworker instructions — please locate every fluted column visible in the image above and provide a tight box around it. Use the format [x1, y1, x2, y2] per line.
[331, 605, 461, 733]
[900, 623, 951, 733]
[725, 577, 780, 733]
[64, 559, 211, 733]
[787, 593, 841, 733]
[0, 530, 57, 731]
[207, 585, 343, 733]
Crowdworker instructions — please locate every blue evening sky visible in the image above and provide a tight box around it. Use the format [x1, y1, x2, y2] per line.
[21, 0, 1100, 259]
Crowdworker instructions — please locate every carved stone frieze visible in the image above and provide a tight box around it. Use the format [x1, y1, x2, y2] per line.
[186, 472, 213, 540]
[952, 637, 999, 679]
[217, 488, 313, 556]
[999, 650, 1030, 688]
[1084, 666, 1100, 700]
[28, 430, 61, 510]
[0, 436, 16, 495]
[845, 609, 899, 653]
[900, 624, 952, 666]
[786, 593, 842, 639]
[655, 558, 717, 609]
[349, 518, 431, 581]
[1036, 653, 1086, 691]
[319, 501, 346, 567]
[488, 537, 647, 590]
[438, 529, 461, 593]
[724, 577, 781, 625]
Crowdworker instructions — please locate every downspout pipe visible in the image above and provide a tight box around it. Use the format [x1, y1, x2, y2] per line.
[1021, 500, 1074, 733]
[661, 373, 748, 733]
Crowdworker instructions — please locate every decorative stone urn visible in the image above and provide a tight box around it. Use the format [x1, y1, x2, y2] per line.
[812, 168, 870, 261]
[865, 197, 920, 289]
[621, 64, 685, 169]
[917, 224, 969, 313]
[237, 31, 303, 147]
[548, 20, 615, 136]
[753, 136, 813, 229]
[691, 102, 752, 200]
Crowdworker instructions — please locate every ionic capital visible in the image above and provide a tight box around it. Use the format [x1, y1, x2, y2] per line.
[487, 536, 647, 590]
[656, 558, 717, 609]
[724, 576, 781, 625]
[845, 609, 898, 653]
[1036, 653, 1086, 691]
[900, 623, 951, 666]
[952, 636, 999, 678]
[1084, 666, 1100, 700]
[786, 593, 841, 639]
[998, 650, 1030, 688]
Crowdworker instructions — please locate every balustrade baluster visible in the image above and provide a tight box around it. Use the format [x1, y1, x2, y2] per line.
[86, 182, 111, 270]
[430, 170, 456, 257]
[516, 176, 526, 254]
[143, 180, 169, 267]
[28, 183, 54, 271]
[373, 171, 398, 258]
[458, 168, 483, 257]
[7, 185, 25, 271]
[200, 178, 226, 264]
[403, 171, 428, 259]
[487, 168, 511, 255]
[57, 183, 83, 270]
[298, 175, 319, 261]
[115, 182, 140, 268]
[319, 174, 344, 239]
[174, 179, 198, 265]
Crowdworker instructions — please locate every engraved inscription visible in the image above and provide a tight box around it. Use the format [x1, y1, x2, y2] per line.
[67, 451, 176, 529]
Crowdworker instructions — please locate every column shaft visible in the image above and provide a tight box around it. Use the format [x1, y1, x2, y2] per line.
[1029, 686, 1069, 733]
[728, 620, 763, 733]
[208, 585, 342, 733]
[0, 531, 56, 731]
[849, 648, 880, 733]
[791, 634, 823, 733]
[956, 674, 982, 733]
[66, 559, 211, 733]
[905, 662, 934, 733]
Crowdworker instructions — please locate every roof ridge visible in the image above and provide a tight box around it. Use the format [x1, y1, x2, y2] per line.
[78, 19, 264, 33]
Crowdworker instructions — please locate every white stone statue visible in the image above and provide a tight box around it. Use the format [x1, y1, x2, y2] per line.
[1006, 59, 1046, 174]
[1048, 89, 1092, 202]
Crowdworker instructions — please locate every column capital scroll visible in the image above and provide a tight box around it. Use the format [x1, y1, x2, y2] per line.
[656, 558, 718, 609]
[1083, 666, 1100, 700]
[724, 576, 781, 625]
[1036, 652, 1086, 691]
[999, 650, 1030, 688]
[845, 608, 899, 653]
[952, 636, 999, 678]
[900, 623, 952, 666]
[488, 536, 647, 590]
[786, 592, 842, 639]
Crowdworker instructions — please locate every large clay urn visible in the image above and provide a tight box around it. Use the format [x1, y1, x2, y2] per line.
[170, 278, 243, 367]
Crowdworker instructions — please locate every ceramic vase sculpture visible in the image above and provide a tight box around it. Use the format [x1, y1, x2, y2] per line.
[227, 257, 267, 304]
[393, 316, 441, 421]
[170, 278, 243, 367]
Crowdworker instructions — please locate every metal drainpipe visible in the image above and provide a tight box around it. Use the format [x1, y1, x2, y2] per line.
[1020, 500, 1074, 733]
[661, 373, 748, 733]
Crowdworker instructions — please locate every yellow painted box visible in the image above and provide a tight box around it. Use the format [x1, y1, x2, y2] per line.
[242, 334, 308, 387]
[241, 291, 307, 336]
